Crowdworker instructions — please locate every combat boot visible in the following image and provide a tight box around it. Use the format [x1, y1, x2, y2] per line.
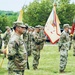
[73, 54, 75, 56]
[59, 70, 65, 73]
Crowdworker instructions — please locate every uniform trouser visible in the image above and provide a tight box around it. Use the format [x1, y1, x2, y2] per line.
[32, 50, 40, 69]
[73, 40, 75, 55]
[40, 43, 44, 50]
[8, 69, 24, 75]
[60, 49, 68, 71]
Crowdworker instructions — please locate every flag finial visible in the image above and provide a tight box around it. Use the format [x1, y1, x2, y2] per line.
[53, 0, 57, 7]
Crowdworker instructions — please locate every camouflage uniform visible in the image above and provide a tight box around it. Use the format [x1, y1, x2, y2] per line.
[29, 29, 34, 55]
[70, 18, 75, 56]
[32, 26, 45, 70]
[0, 30, 2, 49]
[72, 32, 75, 56]
[28, 27, 34, 56]
[3, 26, 12, 48]
[23, 27, 33, 56]
[23, 31, 29, 51]
[7, 22, 27, 75]
[28, 31, 32, 56]
[23, 30, 30, 69]
[58, 24, 70, 72]
[26, 30, 32, 56]
[39, 26, 45, 50]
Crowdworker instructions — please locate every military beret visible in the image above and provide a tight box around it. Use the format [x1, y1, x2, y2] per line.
[63, 24, 69, 29]
[13, 21, 26, 28]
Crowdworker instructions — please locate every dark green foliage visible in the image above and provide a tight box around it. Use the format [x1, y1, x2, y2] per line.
[23, 0, 53, 26]
[0, 15, 9, 32]
[57, 0, 75, 28]
[0, 11, 18, 32]
[0, 0, 75, 31]
[23, 0, 75, 28]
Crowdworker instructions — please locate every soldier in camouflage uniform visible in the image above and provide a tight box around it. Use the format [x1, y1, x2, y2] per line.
[23, 25, 34, 56]
[7, 21, 27, 75]
[72, 33, 75, 56]
[58, 24, 70, 73]
[32, 25, 45, 70]
[0, 30, 2, 52]
[39, 25, 46, 50]
[3, 26, 12, 48]
[26, 26, 32, 56]
[70, 18, 75, 56]
[23, 23, 28, 50]
[29, 27, 34, 54]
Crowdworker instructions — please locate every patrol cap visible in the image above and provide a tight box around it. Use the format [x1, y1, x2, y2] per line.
[0, 30, 2, 33]
[39, 25, 44, 29]
[35, 25, 41, 28]
[73, 18, 75, 23]
[13, 21, 26, 28]
[25, 23, 28, 26]
[31, 27, 34, 29]
[37, 25, 41, 27]
[6, 26, 10, 29]
[63, 24, 69, 29]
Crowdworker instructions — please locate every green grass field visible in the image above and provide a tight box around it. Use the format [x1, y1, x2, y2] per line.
[0, 44, 75, 75]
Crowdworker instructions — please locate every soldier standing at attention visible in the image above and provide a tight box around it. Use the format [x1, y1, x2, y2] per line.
[70, 18, 75, 56]
[32, 25, 45, 70]
[7, 21, 27, 75]
[23, 24, 29, 55]
[0, 30, 2, 52]
[39, 25, 46, 50]
[58, 24, 70, 73]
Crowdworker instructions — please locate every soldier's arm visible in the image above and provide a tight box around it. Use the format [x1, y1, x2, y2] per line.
[58, 33, 65, 51]
[8, 41, 17, 56]
[34, 36, 43, 44]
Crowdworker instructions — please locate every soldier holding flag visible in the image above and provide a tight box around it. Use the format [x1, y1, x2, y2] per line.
[70, 18, 75, 56]
[58, 24, 70, 73]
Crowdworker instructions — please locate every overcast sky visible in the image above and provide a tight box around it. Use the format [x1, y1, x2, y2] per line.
[0, 0, 34, 12]
[0, 0, 75, 12]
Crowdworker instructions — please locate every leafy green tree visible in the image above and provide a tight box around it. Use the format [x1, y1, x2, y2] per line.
[23, 0, 75, 28]
[23, 0, 53, 26]
[0, 15, 9, 32]
[0, 11, 18, 32]
[57, 0, 75, 28]
[7, 12, 18, 27]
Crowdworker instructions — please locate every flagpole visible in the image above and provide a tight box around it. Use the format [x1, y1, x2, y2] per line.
[53, 0, 57, 8]
[44, 0, 61, 44]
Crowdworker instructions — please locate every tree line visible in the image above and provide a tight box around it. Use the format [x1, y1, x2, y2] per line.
[0, 0, 75, 32]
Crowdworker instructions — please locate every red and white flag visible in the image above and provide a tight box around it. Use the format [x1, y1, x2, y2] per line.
[44, 5, 61, 44]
